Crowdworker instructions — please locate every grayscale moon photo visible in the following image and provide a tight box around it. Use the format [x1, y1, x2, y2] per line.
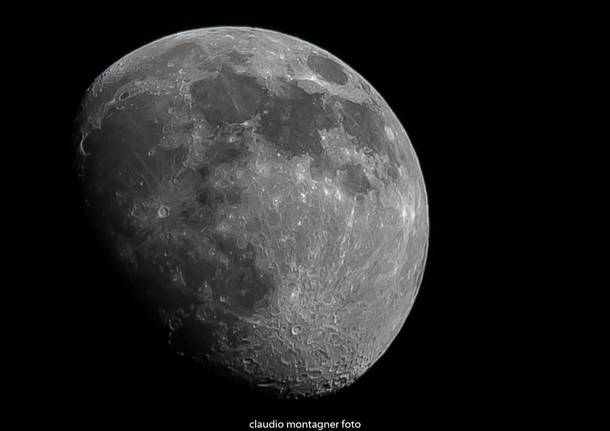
[75, 27, 429, 398]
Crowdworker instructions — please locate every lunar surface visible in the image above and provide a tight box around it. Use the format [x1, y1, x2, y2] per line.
[75, 27, 429, 398]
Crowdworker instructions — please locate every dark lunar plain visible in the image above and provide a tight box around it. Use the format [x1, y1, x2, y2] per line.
[21, 5, 545, 428]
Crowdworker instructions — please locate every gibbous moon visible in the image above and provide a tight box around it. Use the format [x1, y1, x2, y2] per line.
[75, 27, 429, 398]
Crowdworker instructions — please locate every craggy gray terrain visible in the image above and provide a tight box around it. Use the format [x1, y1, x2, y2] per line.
[76, 27, 428, 398]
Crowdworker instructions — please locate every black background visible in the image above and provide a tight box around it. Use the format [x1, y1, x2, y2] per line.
[25, 5, 542, 428]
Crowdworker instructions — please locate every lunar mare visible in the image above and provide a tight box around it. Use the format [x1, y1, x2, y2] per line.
[76, 27, 428, 398]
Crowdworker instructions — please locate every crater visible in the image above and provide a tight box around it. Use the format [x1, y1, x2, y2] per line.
[341, 163, 373, 196]
[306, 53, 348, 85]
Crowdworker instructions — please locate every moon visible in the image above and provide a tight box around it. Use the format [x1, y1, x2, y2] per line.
[75, 27, 429, 398]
